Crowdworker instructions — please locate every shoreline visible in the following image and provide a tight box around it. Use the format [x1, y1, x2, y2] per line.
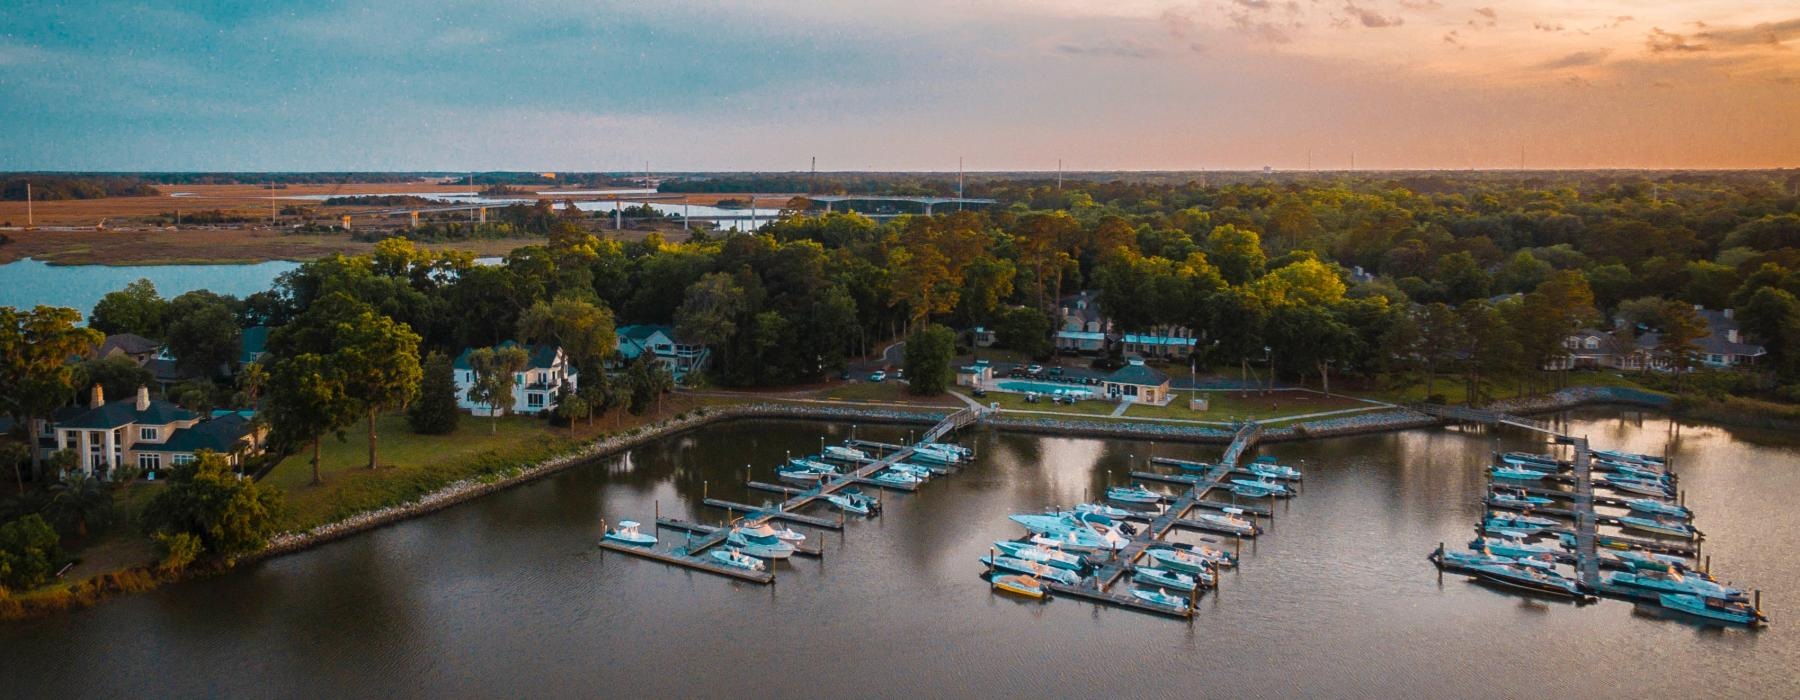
[0, 386, 1678, 621]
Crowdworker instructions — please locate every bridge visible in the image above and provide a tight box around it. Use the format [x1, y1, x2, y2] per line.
[808, 195, 999, 215]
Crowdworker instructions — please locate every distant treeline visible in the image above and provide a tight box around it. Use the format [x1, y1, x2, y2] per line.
[153, 209, 263, 225]
[658, 174, 956, 196]
[1, 175, 161, 201]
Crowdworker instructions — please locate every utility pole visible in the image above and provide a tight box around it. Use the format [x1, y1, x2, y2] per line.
[958, 156, 965, 211]
[1057, 158, 1063, 192]
[810, 156, 816, 194]
[24, 181, 32, 228]
[268, 181, 276, 225]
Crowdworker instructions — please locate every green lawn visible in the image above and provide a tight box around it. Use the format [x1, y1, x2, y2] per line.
[265, 413, 579, 530]
[1360, 370, 1661, 406]
[1125, 390, 1373, 422]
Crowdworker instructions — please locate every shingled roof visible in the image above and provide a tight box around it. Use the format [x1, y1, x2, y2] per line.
[1106, 360, 1170, 387]
[57, 398, 196, 430]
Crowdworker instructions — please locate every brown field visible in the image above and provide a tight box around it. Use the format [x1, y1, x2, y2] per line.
[0, 182, 789, 264]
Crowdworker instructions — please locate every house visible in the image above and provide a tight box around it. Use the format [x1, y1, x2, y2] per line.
[1546, 328, 1621, 370]
[1693, 307, 1765, 368]
[956, 360, 993, 387]
[616, 324, 710, 380]
[1119, 332, 1199, 360]
[1556, 307, 1767, 373]
[90, 333, 162, 365]
[1055, 291, 1109, 354]
[1102, 358, 1172, 404]
[452, 341, 578, 416]
[239, 325, 270, 366]
[970, 326, 996, 348]
[47, 385, 262, 479]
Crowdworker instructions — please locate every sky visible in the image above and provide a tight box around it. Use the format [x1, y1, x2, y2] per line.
[0, 0, 1796, 171]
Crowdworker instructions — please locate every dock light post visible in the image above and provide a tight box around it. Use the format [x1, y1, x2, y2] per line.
[1262, 346, 1272, 395]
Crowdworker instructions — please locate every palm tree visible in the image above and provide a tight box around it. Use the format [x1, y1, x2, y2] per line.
[42, 473, 115, 538]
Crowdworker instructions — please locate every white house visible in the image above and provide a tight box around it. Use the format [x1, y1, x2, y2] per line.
[452, 341, 578, 416]
[616, 324, 710, 380]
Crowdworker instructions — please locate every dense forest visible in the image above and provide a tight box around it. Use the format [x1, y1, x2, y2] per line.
[0, 175, 161, 201]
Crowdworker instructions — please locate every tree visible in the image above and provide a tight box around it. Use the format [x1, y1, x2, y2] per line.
[1458, 302, 1519, 406]
[235, 361, 268, 406]
[1415, 302, 1467, 400]
[1264, 305, 1355, 395]
[1655, 301, 1709, 390]
[1207, 224, 1267, 286]
[89, 278, 167, 338]
[332, 310, 422, 469]
[73, 356, 154, 403]
[0, 442, 28, 497]
[165, 291, 241, 378]
[1738, 287, 1800, 380]
[519, 296, 619, 379]
[673, 273, 745, 351]
[407, 352, 460, 435]
[266, 354, 355, 486]
[0, 306, 103, 476]
[1435, 252, 1493, 302]
[141, 451, 284, 563]
[468, 345, 530, 432]
[903, 324, 956, 395]
[0, 514, 62, 592]
[40, 473, 114, 538]
[992, 306, 1053, 359]
[551, 384, 590, 436]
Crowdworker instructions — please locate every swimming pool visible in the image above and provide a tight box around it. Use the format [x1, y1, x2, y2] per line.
[994, 379, 1098, 395]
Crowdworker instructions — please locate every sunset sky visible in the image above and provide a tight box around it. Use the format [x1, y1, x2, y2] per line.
[1, 1, 1795, 171]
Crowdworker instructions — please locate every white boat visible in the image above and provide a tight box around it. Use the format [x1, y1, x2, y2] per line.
[1074, 502, 1137, 519]
[825, 493, 871, 515]
[711, 548, 765, 572]
[980, 555, 1080, 586]
[1134, 566, 1202, 591]
[994, 541, 1084, 571]
[823, 445, 868, 461]
[1625, 498, 1690, 519]
[601, 520, 657, 547]
[1107, 484, 1163, 504]
[727, 526, 796, 559]
[872, 470, 923, 487]
[1131, 587, 1191, 613]
[1193, 511, 1258, 536]
[739, 522, 805, 544]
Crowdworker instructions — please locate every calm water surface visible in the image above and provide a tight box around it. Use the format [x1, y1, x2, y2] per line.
[0, 258, 299, 312]
[4, 408, 1796, 698]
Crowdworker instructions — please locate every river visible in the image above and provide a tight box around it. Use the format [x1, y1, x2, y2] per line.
[3, 409, 1795, 698]
[0, 258, 301, 313]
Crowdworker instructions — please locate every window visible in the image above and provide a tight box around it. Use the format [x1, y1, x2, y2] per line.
[172, 454, 196, 466]
[527, 393, 545, 408]
[1584, 338, 1599, 350]
[139, 427, 159, 441]
[138, 453, 161, 471]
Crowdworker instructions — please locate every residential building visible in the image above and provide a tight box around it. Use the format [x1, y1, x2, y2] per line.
[616, 324, 710, 380]
[1547, 307, 1766, 373]
[47, 385, 262, 479]
[1546, 328, 1621, 370]
[1692, 307, 1766, 368]
[1055, 291, 1109, 354]
[452, 341, 578, 416]
[239, 325, 270, 366]
[1119, 332, 1199, 360]
[90, 333, 162, 365]
[1102, 358, 1172, 404]
[956, 360, 994, 387]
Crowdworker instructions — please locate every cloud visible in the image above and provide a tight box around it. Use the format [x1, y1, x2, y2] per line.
[1228, 12, 1298, 44]
[1233, 0, 1273, 10]
[1696, 17, 1800, 49]
[1055, 39, 1163, 59]
[1647, 28, 1707, 54]
[1398, 0, 1441, 10]
[1342, 2, 1402, 29]
[1467, 6, 1496, 29]
[1537, 49, 1611, 69]
[1532, 22, 1562, 33]
[1442, 30, 1462, 47]
[1563, 75, 1591, 88]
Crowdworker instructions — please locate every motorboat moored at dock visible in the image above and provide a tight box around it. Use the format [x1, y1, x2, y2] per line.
[602, 520, 657, 547]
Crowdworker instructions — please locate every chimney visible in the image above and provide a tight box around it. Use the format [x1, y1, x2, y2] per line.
[90, 384, 105, 409]
[1724, 308, 1734, 320]
[1727, 329, 1738, 344]
[136, 385, 150, 411]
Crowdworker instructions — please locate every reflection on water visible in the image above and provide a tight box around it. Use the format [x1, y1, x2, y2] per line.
[5, 409, 1797, 698]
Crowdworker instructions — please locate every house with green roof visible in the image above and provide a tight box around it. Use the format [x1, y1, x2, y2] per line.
[451, 341, 578, 416]
[49, 385, 262, 479]
[615, 324, 709, 380]
[1102, 358, 1172, 405]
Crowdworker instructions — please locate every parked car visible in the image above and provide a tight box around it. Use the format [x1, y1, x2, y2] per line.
[1048, 367, 1064, 377]
[971, 387, 987, 398]
[1026, 364, 1044, 376]
[1007, 368, 1026, 378]
[869, 370, 888, 382]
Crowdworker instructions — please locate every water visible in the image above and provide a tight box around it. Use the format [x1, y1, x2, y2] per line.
[4, 409, 1796, 698]
[0, 258, 299, 313]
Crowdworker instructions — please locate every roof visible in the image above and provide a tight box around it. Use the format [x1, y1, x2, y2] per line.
[1056, 330, 1107, 341]
[453, 340, 561, 371]
[239, 326, 270, 364]
[1106, 361, 1170, 387]
[1697, 309, 1766, 357]
[1122, 334, 1198, 347]
[1059, 291, 1105, 325]
[96, 333, 161, 357]
[57, 398, 196, 430]
[153, 414, 252, 453]
[146, 357, 191, 383]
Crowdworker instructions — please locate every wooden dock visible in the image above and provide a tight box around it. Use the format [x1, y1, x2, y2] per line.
[600, 406, 986, 585]
[654, 518, 824, 557]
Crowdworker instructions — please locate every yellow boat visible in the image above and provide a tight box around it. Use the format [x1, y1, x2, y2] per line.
[991, 574, 1046, 599]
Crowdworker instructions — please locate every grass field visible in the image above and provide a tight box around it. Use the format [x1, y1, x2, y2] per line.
[977, 391, 1121, 416]
[1138, 390, 1375, 421]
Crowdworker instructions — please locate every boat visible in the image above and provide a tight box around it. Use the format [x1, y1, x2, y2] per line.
[786, 458, 838, 473]
[710, 548, 765, 572]
[994, 540, 1085, 571]
[1594, 449, 1664, 467]
[1470, 532, 1558, 560]
[739, 522, 805, 544]
[822, 445, 868, 461]
[727, 527, 796, 559]
[1106, 484, 1163, 504]
[1625, 498, 1691, 519]
[871, 470, 923, 487]
[990, 574, 1045, 599]
[1030, 529, 1121, 553]
[1130, 587, 1191, 613]
[921, 441, 971, 458]
[1192, 511, 1259, 537]
[777, 467, 831, 482]
[1500, 452, 1562, 470]
[911, 447, 961, 465]
[1144, 546, 1216, 575]
[1490, 466, 1547, 481]
[980, 555, 1080, 586]
[1174, 459, 1214, 472]
[1228, 477, 1293, 496]
[1612, 549, 1696, 574]
[825, 493, 871, 515]
[1134, 566, 1202, 591]
[1231, 483, 1276, 498]
[1608, 570, 1746, 602]
[1468, 563, 1590, 600]
[1617, 515, 1699, 539]
[1483, 518, 1549, 537]
[1602, 476, 1673, 498]
[601, 520, 657, 547]
[1442, 549, 1554, 572]
[888, 462, 935, 478]
[1247, 457, 1302, 480]
[1488, 488, 1555, 508]
[1597, 460, 1668, 481]
[1009, 513, 1077, 535]
[1489, 511, 1558, 528]
[1658, 593, 1764, 626]
[1074, 502, 1136, 519]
